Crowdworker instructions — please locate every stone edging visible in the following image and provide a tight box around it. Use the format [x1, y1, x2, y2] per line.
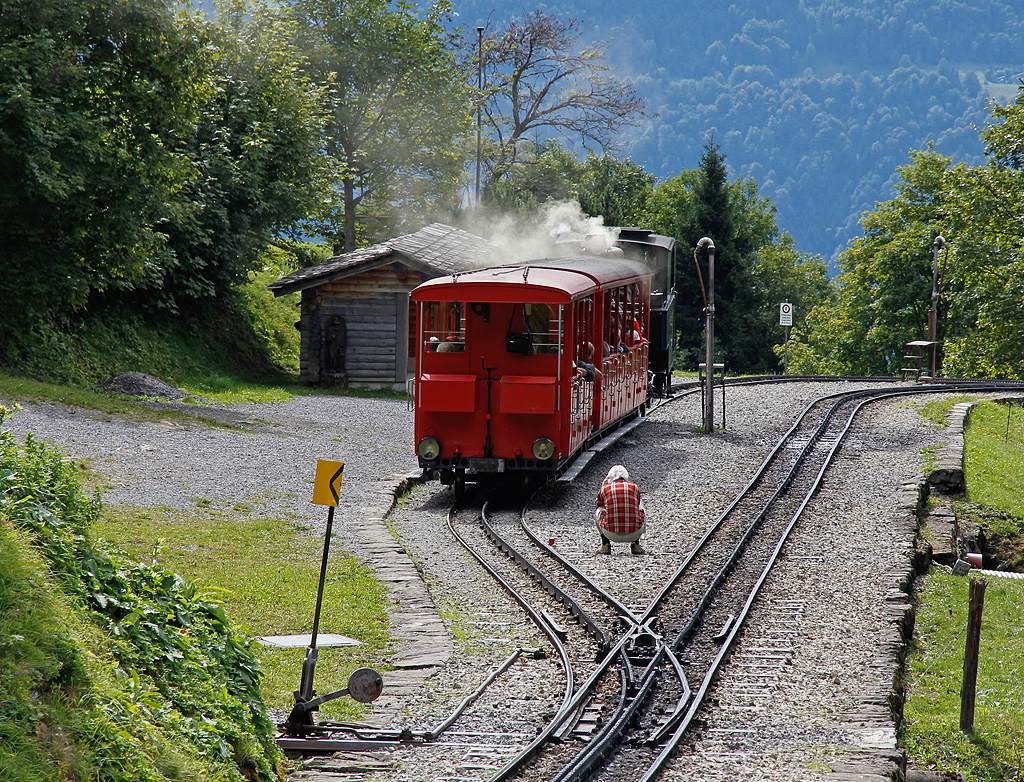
[926, 402, 972, 494]
[847, 396, 1021, 782]
[828, 398, 992, 782]
[349, 472, 452, 725]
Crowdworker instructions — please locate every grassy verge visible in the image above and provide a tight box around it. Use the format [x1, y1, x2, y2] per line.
[964, 402, 1024, 518]
[93, 503, 392, 718]
[903, 574, 1024, 781]
[903, 399, 1024, 781]
[1, 408, 283, 781]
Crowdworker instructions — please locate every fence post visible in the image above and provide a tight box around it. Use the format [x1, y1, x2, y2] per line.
[959, 576, 987, 734]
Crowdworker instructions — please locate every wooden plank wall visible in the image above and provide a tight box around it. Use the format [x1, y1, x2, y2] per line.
[299, 262, 424, 384]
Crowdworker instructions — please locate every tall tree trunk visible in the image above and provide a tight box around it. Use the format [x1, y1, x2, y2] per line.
[344, 175, 357, 252]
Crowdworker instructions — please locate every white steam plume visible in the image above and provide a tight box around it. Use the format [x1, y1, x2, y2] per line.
[461, 200, 621, 266]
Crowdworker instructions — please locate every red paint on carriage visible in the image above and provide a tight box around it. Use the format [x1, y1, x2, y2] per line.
[411, 257, 655, 490]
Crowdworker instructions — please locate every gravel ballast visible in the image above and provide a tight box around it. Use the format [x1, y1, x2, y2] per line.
[1, 381, 982, 781]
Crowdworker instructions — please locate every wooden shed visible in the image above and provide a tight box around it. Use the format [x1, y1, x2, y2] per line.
[268, 223, 497, 388]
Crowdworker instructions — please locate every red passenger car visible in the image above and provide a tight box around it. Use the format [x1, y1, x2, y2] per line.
[411, 255, 653, 494]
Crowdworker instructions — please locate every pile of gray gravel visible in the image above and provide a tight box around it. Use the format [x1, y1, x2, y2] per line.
[97, 371, 192, 401]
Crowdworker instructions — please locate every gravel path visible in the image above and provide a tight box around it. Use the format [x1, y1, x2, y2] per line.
[0, 381, 977, 781]
[3, 394, 420, 553]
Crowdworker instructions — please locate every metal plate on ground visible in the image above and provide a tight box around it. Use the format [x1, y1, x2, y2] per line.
[347, 667, 384, 703]
[256, 633, 362, 648]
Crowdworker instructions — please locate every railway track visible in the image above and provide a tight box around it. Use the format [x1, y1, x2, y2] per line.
[435, 381, 1020, 781]
[284, 378, 1022, 779]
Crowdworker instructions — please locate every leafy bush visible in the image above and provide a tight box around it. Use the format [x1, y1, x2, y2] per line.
[0, 405, 282, 781]
[0, 284, 298, 389]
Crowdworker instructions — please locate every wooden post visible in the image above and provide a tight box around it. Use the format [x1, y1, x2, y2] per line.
[959, 576, 986, 734]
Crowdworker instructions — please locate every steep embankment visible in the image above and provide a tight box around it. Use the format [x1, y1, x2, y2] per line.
[0, 404, 282, 782]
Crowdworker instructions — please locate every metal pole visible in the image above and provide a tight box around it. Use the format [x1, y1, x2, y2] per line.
[300, 504, 335, 701]
[697, 238, 716, 433]
[784, 325, 790, 374]
[930, 235, 947, 378]
[475, 26, 484, 202]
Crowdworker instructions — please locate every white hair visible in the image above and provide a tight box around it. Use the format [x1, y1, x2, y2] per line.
[606, 465, 629, 482]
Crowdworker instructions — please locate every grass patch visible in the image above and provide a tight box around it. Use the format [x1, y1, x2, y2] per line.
[2, 412, 283, 780]
[902, 573, 1024, 781]
[964, 402, 1024, 519]
[0, 371, 406, 418]
[93, 503, 392, 717]
[904, 398, 1024, 780]
[919, 395, 978, 427]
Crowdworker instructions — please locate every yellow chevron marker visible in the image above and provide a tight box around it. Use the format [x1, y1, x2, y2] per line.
[312, 460, 345, 507]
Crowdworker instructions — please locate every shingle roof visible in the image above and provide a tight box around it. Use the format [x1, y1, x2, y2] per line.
[268, 223, 497, 296]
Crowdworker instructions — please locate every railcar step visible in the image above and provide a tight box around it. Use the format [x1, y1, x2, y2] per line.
[590, 417, 644, 453]
[557, 450, 596, 483]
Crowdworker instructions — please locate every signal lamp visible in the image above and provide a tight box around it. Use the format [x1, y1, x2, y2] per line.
[417, 436, 441, 460]
[532, 437, 555, 461]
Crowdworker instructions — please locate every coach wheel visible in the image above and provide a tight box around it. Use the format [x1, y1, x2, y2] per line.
[453, 469, 466, 500]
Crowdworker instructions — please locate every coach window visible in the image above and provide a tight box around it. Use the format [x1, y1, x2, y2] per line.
[422, 301, 465, 352]
[573, 296, 594, 363]
[523, 303, 561, 354]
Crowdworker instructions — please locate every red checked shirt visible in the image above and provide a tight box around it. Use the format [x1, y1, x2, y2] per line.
[596, 479, 645, 534]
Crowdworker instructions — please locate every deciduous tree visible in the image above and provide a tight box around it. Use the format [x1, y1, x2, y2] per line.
[477, 11, 645, 191]
[0, 0, 207, 335]
[785, 148, 952, 376]
[153, 0, 331, 304]
[289, 0, 469, 252]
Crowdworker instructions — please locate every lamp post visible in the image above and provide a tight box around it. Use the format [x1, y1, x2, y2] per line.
[696, 237, 716, 433]
[929, 235, 948, 378]
[475, 26, 484, 202]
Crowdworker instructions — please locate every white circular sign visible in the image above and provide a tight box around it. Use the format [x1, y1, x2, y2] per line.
[779, 302, 793, 326]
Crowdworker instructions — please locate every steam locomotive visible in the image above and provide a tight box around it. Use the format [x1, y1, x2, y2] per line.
[410, 228, 675, 494]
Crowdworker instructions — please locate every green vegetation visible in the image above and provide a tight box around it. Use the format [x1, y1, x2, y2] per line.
[920, 397, 979, 427]
[903, 400, 1024, 780]
[0, 262, 301, 391]
[903, 575, 1024, 781]
[964, 403, 1024, 519]
[0, 405, 282, 781]
[488, 139, 832, 374]
[93, 503, 391, 716]
[961, 402, 1024, 572]
[458, 0, 1021, 260]
[785, 89, 1024, 380]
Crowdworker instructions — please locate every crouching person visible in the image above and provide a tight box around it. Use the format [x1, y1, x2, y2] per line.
[595, 464, 646, 555]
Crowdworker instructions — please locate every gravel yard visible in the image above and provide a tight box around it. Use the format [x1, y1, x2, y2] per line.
[2, 380, 975, 781]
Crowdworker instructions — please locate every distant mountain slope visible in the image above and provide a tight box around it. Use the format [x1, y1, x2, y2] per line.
[456, 0, 1021, 261]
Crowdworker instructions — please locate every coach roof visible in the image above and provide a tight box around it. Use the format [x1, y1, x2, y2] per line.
[411, 256, 653, 302]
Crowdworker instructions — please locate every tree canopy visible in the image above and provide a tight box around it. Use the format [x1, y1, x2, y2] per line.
[0, 0, 207, 329]
[785, 91, 1024, 379]
[476, 10, 644, 193]
[645, 142, 827, 374]
[289, 0, 469, 252]
[0, 0, 332, 348]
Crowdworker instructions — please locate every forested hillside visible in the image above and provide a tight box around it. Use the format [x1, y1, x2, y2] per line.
[453, 0, 1021, 261]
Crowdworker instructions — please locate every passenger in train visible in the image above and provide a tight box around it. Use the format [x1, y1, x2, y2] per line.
[574, 342, 602, 383]
[627, 319, 646, 348]
[595, 464, 646, 555]
[437, 335, 462, 352]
